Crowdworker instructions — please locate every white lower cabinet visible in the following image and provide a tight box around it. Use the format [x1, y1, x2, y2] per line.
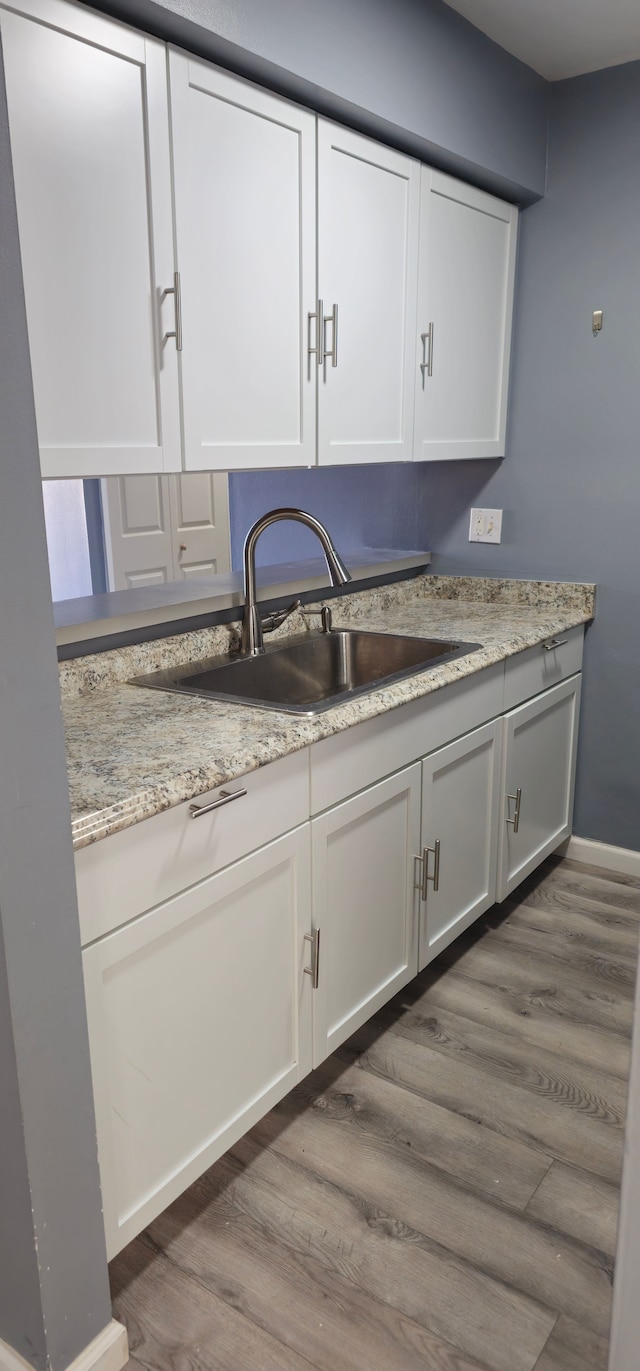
[79, 638, 585, 1257]
[310, 764, 421, 1066]
[83, 825, 312, 1258]
[417, 719, 502, 971]
[497, 674, 581, 901]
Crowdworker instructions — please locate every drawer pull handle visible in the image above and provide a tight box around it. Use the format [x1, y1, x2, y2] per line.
[506, 787, 522, 833]
[542, 638, 568, 651]
[415, 840, 441, 900]
[304, 928, 320, 989]
[188, 786, 247, 819]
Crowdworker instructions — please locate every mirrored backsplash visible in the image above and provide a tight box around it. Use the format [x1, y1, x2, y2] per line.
[43, 464, 435, 604]
[43, 474, 231, 602]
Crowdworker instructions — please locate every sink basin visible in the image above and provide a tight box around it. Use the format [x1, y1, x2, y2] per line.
[131, 629, 481, 716]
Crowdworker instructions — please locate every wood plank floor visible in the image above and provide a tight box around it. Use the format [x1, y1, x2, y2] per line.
[110, 855, 639, 1371]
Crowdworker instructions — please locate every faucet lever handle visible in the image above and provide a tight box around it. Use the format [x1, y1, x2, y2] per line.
[261, 599, 301, 635]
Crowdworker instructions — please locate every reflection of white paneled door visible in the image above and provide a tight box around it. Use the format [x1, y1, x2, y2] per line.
[101, 474, 230, 590]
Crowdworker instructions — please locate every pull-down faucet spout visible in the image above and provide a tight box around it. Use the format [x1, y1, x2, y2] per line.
[241, 507, 351, 656]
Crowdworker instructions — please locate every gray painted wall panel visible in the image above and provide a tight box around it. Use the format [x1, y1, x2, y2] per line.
[0, 37, 111, 1370]
[420, 62, 640, 849]
[92, 0, 548, 201]
[0, 937, 46, 1366]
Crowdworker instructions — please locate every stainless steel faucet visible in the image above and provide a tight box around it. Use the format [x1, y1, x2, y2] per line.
[241, 507, 351, 656]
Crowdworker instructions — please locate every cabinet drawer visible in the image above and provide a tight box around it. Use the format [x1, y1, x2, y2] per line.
[75, 748, 309, 944]
[310, 663, 503, 813]
[503, 626, 584, 711]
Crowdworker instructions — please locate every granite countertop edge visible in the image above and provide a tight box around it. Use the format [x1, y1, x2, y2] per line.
[67, 580, 595, 854]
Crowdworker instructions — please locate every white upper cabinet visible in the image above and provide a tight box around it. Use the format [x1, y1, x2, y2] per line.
[414, 169, 518, 461]
[316, 121, 420, 465]
[3, 1, 520, 478]
[168, 53, 317, 470]
[1, 0, 181, 477]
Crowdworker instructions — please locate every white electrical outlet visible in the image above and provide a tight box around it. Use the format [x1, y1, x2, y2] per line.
[469, 508, 503, 544]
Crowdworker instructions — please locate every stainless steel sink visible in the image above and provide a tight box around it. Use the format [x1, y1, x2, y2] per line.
[131, 629, 481, 716]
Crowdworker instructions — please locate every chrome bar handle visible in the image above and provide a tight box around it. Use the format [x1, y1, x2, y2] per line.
[430, 838, 440, 892]
[304, 928, 320, 989]
[420, 322, 434, 384]
[424, 839, 441, 893]
[323, 303, 338, 367]
[506, 787, 522, 833]
[542, 638, 568, 651]
[163, 271, 183, 351]
[307, 298, 324, 368]
[174, 270, 183, 351]
[189, 786, 247, 819]
[415, 840, 441, 900]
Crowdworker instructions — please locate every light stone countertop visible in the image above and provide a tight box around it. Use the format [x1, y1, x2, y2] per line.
[63, 575, 595, 851]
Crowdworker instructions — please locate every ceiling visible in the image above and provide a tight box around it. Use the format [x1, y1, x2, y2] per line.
[442, 0, 640, 80]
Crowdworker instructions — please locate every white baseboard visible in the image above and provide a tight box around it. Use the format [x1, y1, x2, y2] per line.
[559, 835, 640, 879]
[0, 1321, 128, 1371]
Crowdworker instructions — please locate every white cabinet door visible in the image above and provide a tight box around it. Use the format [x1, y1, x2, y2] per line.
[83, 826, 312, 1258]
[497, 675, 581, 901]
[317, 121, 420, 465]
[414, 169, 517, 461]
[311, 764, 421, 1065]
[169, 53, 316, 471]
[1, 0, 180, 478]
[418, 721, 502, 971]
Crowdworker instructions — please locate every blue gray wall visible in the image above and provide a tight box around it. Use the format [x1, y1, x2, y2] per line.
[95, 0, 548, 202]
[0, 36, 112, 1371]
[421, 62, 640, 849]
